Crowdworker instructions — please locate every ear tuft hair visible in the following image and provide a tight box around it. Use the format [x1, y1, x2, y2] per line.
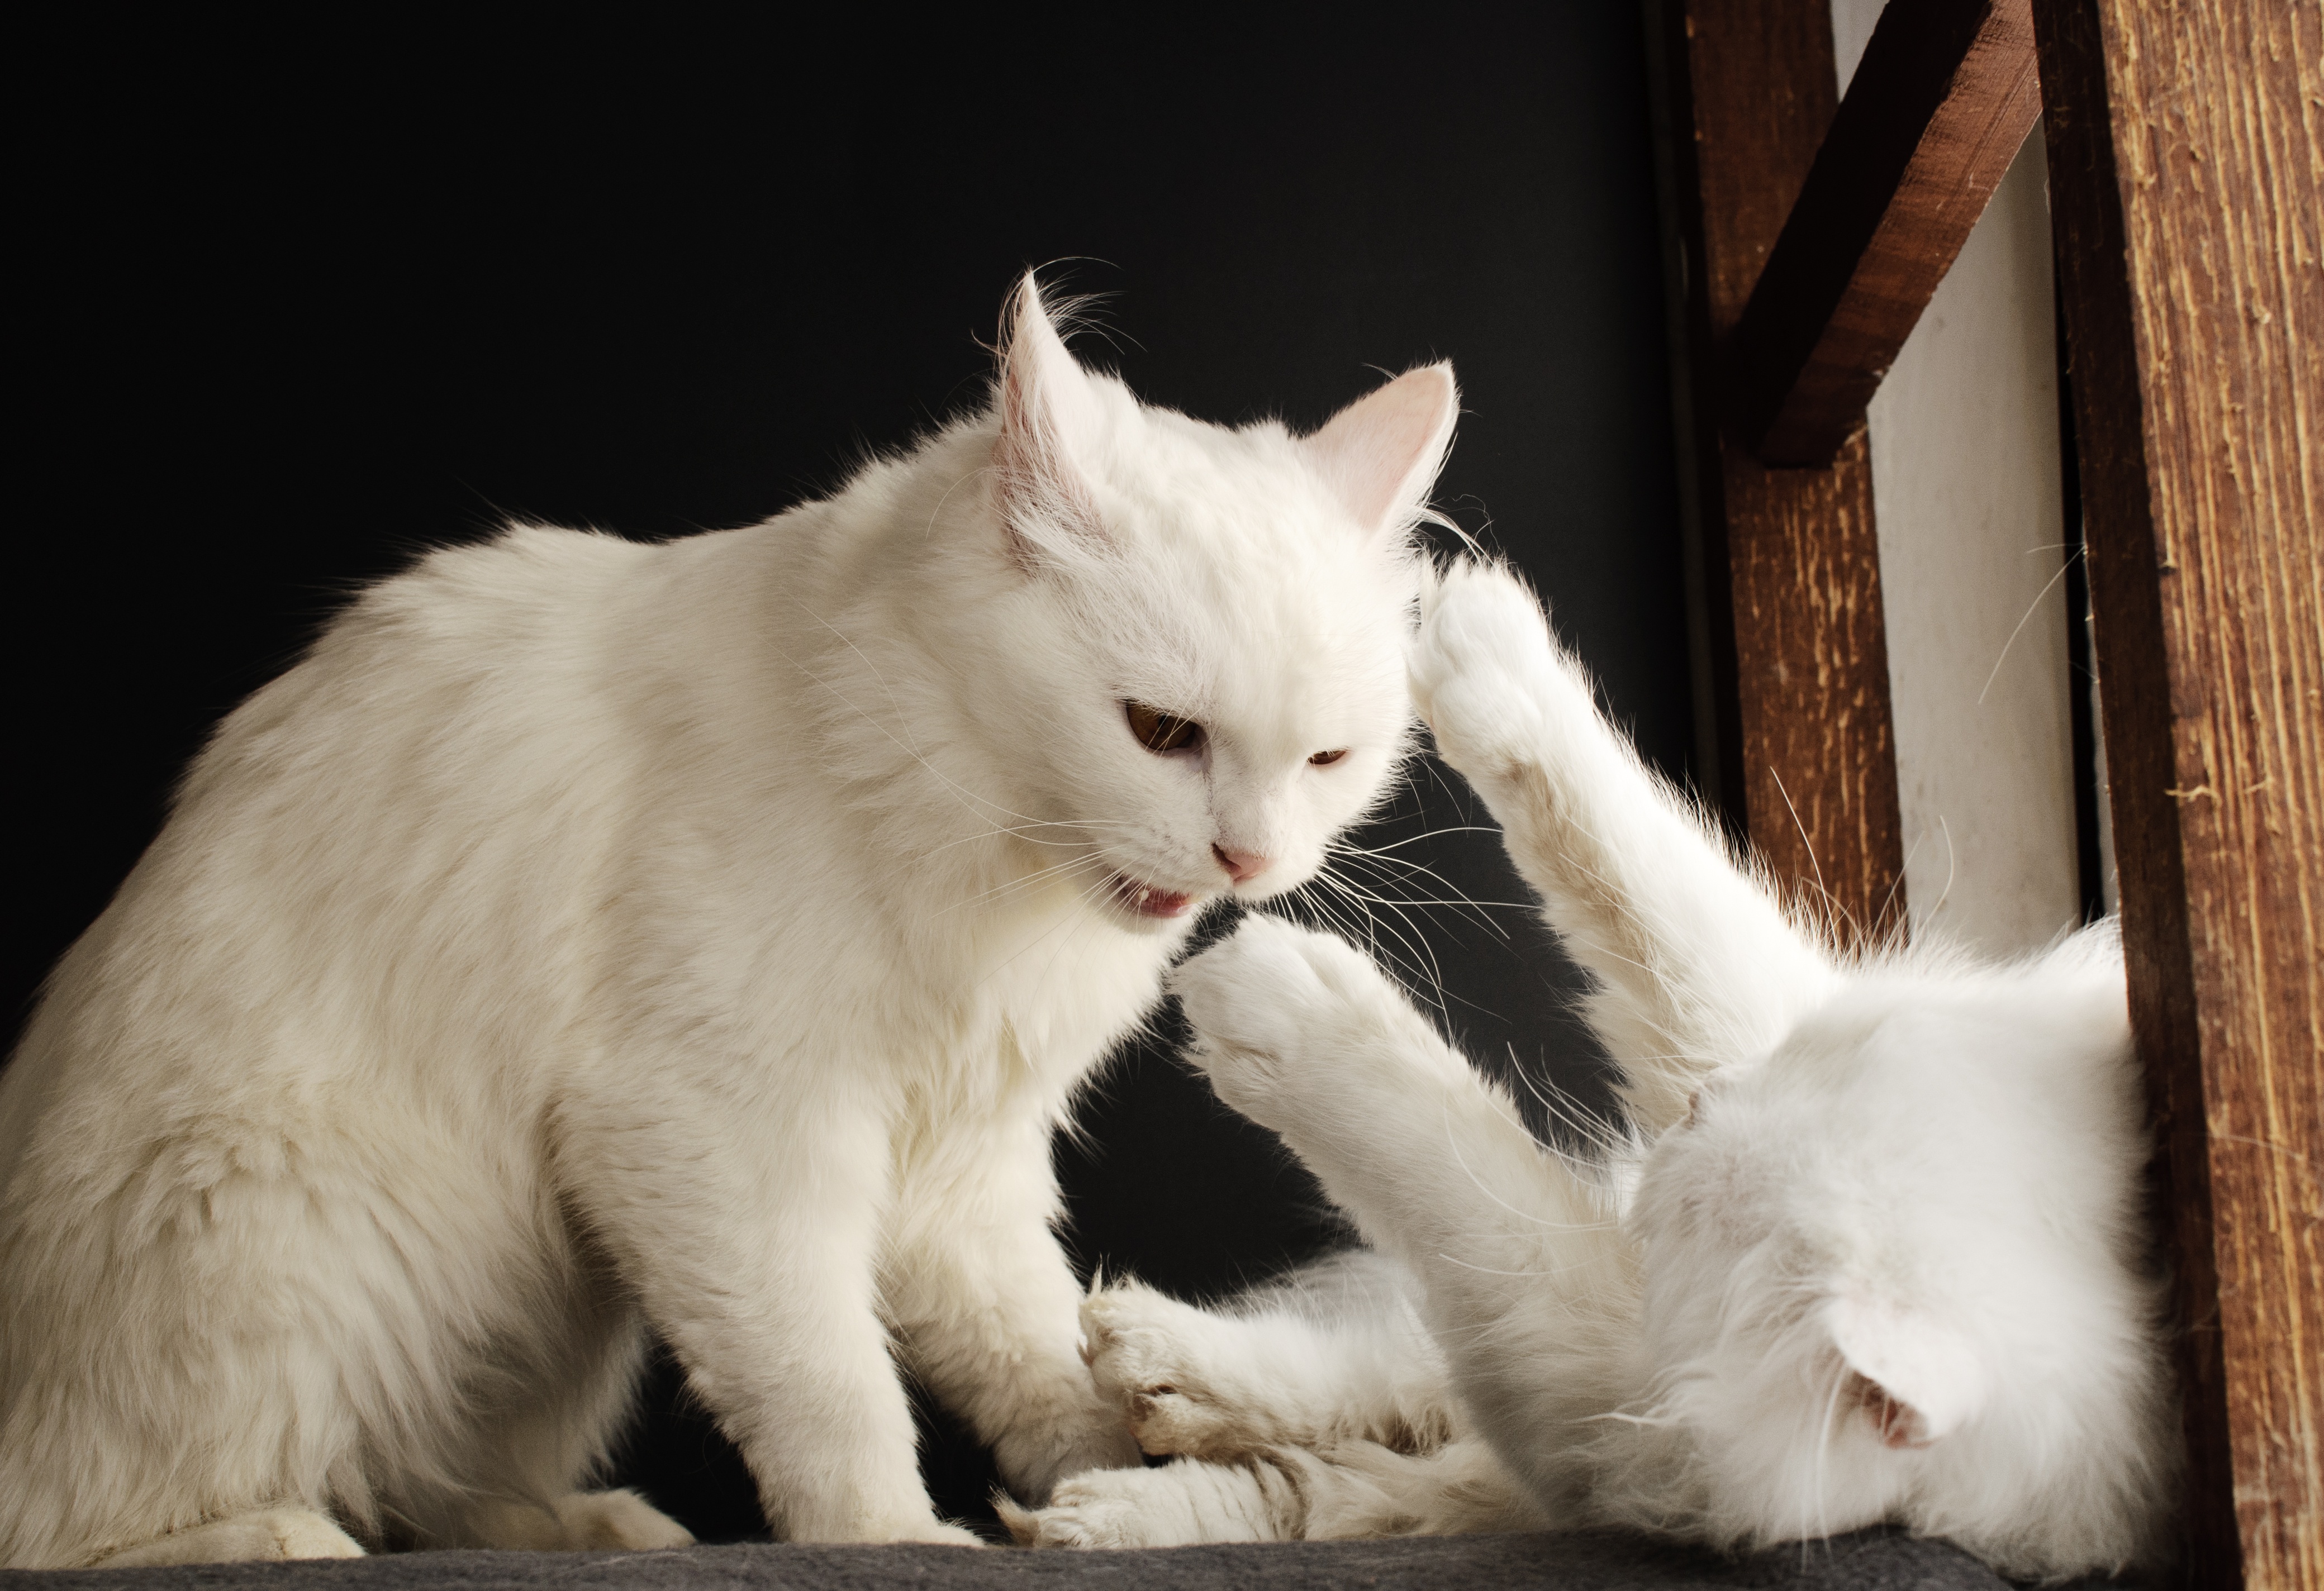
[1299, 364, 1460, 539]
[992, 273, 1109, 568]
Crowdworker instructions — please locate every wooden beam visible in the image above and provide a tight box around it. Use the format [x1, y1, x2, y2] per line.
[1728, 0, 2043, 466]
[2033, 1, 2324, 1585]
[1646, 0, 1908, 942]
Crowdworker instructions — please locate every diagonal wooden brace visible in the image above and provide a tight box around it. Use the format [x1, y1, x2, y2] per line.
[1726, 0, 2042, 466]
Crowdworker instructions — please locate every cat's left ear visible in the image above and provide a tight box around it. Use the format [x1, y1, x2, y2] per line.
[1826, 1295, 1988, 1449]
[992, 273, 1109, 567]
[1299, 363, 1459, 539]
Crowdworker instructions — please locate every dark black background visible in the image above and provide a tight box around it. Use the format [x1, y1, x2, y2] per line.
[16, 7, 1686, 1542]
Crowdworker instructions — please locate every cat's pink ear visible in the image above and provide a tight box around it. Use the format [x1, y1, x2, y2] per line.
[1827, 1295, 1986, 1449]
[1300, 364, 1459, 537]
[992, 274, 1108, 565]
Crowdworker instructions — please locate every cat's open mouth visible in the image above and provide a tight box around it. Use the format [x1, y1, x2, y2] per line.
[1104, 871, 1198, 921]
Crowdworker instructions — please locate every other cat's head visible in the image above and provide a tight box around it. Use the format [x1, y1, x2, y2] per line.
[1623, 924, 2173, 1573]
[956, 276, 1455, 932]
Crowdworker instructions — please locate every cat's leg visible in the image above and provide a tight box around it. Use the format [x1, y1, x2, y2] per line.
[1170, 916, 1604, 1279]
[1168, 916, 1638, 1504]
[1410, 559, 1840, 1131]
[0, 1106, 500, 1568]
[557, 1091, 977, 1546]
[881, 1118, 1140, 1507]
[1001, 1438, 1544, 1547]
[87, 1510, 367, 1567]
[883, 1114, 1443, 1509]
[1077, 1278, 1453, 1463]
[1300, 1438, 1550, 1538]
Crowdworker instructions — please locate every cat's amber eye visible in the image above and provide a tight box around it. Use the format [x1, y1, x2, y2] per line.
[1308, 748, 1349, 767]
[1125, 701, 1204, 755]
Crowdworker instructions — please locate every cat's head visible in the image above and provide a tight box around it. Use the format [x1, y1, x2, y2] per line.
[1623, 924, 2174, 1571]
[956, 275, 1455, 932]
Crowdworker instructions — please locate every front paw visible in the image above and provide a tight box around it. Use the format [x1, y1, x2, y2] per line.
[999, 1469, 1184, 1549]
[1000, 1462, 1277, 1549]
[1080, 1283, 1252, 1460]
[550, 1490, 695, 1551]
[1410, 559, 1567, 784]
[1167, 916, 1403, 1126]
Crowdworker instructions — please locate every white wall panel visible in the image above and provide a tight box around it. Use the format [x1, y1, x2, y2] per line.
[1829, 0, 2084, 954]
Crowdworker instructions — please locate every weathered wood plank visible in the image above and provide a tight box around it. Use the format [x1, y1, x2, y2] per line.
[2033, 0, 2324, 1584]
[1646, 0, 1908, 942]
[1729, 0, 2043, 466]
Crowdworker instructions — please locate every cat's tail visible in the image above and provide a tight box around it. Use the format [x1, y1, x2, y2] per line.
[1410, 560, 1840, 1134]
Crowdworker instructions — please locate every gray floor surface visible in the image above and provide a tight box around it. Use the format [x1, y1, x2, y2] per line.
[1, 1530, 2145, 1590]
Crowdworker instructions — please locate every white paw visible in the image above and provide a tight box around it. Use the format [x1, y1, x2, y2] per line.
[260, 1509, 367, 1560]
[1168, 916, 1404, 1124]
[92, 1509, 367, 1567]
[999, 1468, 1203, 1549]
[1080, 1284, 1249, 1460]
[1410, 559, 1569, 783]
[551, 1489, 695, 1551]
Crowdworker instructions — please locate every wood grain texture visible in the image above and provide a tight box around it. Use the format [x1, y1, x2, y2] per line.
[1730, 0, 2043, 464]
[2035, 0, 2324, 1584]
[1647, 0, 1908, 941]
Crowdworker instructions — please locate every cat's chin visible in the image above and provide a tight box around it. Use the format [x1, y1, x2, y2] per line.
[1101, 871, 1204, 929]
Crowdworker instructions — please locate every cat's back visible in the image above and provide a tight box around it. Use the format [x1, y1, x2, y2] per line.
[0, 525, 711, 1178]
[216, 522, 669, 769]
[164, 523, 676, 902]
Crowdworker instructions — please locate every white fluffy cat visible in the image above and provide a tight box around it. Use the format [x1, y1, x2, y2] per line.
[1009, 560, 2175, 1581]
[0, 278, 1460, 1567]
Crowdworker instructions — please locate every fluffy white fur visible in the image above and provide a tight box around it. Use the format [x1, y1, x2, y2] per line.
[0, 278, 1460, 1567]
[1009, 561, 2175, 1580]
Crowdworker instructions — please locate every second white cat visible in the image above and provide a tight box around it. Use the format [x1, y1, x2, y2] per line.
[1010, 561, 2174, 1582]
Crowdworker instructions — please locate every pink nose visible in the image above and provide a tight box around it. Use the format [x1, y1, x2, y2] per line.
[1213, 844, 1271, 884]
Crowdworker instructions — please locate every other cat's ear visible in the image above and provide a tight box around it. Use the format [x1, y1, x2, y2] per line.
[1300, 363, 1459, 538]
[992, 273, 1108, 566]
[1826, 1295, 1987, 1449]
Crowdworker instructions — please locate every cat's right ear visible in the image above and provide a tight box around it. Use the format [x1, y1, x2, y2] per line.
[992, 274, 1108, 570]
[1827, 1294, 1987, 1449]
[1300, 363, 1459, 541]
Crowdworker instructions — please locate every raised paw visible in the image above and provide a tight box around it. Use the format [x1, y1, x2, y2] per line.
[1410, 559, 1573, 784]
[1167, 916, 1408, 1126]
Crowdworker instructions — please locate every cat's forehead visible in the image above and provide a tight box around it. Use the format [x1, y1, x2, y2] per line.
[1100, 407, 1367, 546]
[1072, 410, 1419, 724]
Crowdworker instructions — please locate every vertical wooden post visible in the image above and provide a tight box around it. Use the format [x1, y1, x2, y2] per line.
[2034, 1, 2324, 1584]
[1646, 0, 1908, 941]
